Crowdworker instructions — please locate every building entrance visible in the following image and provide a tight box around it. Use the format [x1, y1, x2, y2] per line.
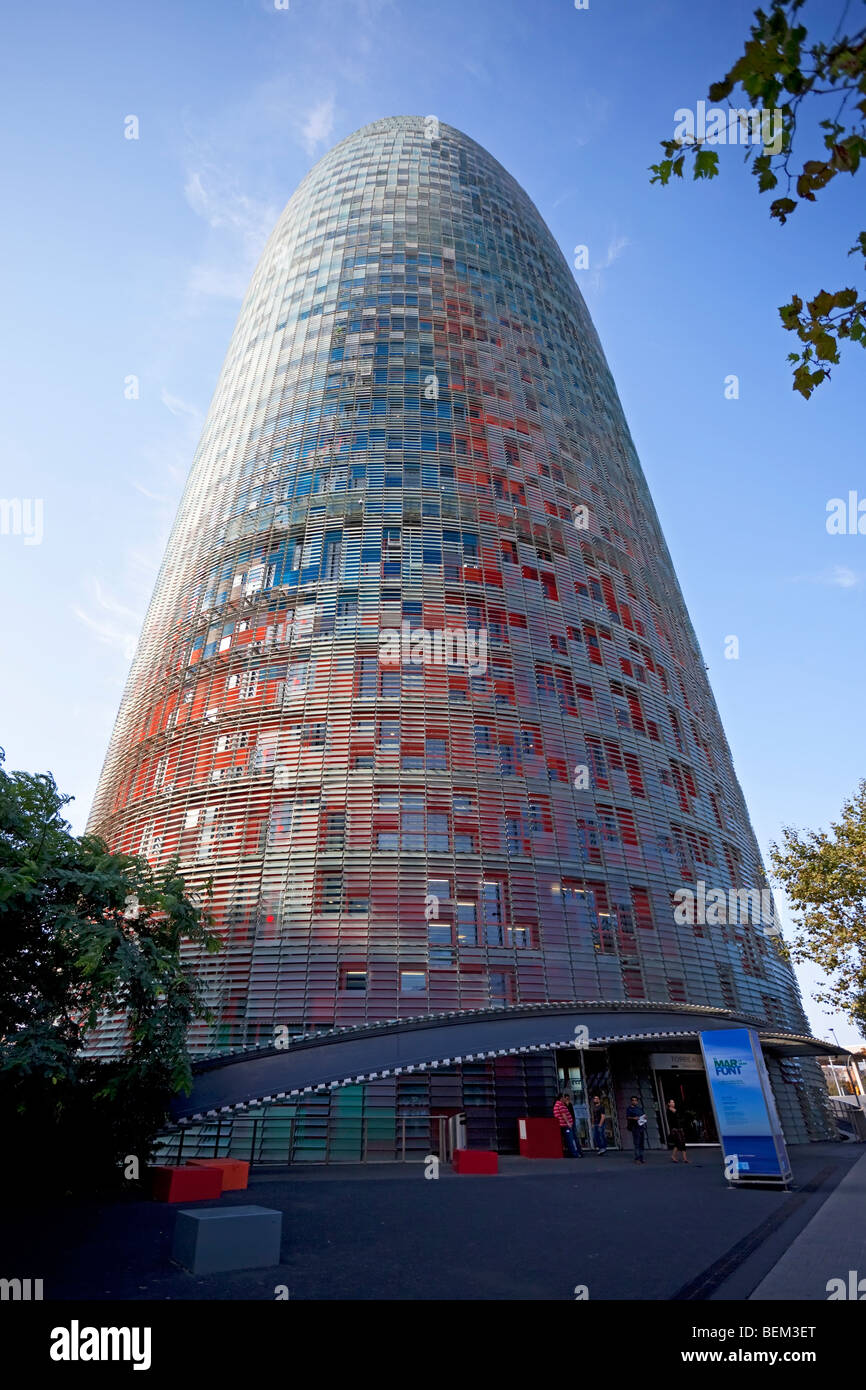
[654, 1066, 718, 1146]
[556, 1055, 590, 1149]
[557, 1048, 617, 1149]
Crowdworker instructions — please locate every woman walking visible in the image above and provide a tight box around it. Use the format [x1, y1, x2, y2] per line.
[666, 1098, 690, 1163]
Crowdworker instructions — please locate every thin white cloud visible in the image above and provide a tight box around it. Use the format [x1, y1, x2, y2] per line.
[130, 481, 168, 503]
[160, 389, 202, 424]
[72, 610, 137, 661]
[183, 171, 276, 243]
[183, 170, 213, 222]
[350, 0, 400, 24]
[790, 566, 864, 589]
[183, 166, 280, 304]
[580, 234, 630, 293]
[824, 565, 862, 589]
[73, 580, 143, 661]
[298, 97, 336, 157]
[573, 91, 611, 149]
[596, 235, 629, 272]
[88, 580, 140, 623]
[187, 263, 250, 301]
[462, 59, 491, 83]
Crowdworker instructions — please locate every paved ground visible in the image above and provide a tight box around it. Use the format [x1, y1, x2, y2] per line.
[748, 1148, 866, 1301]
[3, 1143, 861, 1301]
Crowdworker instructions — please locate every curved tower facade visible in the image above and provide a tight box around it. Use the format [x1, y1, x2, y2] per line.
[89, 117, 827, 1140]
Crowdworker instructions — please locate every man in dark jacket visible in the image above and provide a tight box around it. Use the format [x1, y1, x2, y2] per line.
[626, 1094, 647, 1164]
[590, 1094, 608, 1153]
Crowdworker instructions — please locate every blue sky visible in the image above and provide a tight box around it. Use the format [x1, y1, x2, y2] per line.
[0, 0, 863, 1045]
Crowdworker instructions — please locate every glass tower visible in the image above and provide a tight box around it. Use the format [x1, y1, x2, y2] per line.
[88, 116, 811, 1066]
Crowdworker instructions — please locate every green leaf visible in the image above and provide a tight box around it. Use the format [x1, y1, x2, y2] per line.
[770, 196, 797, 222]
[807, 289, 834, 318]
[812, 331, 839, 364]
[792, 364, 816, 398]
[831, 287, 858, 310]
[694, 148, 719, 180]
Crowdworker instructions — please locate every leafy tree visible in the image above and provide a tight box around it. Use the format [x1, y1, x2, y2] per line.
[650, 0, 866, 397]
[0, 749, 219, 1192]
[770, 781, 866, 1036]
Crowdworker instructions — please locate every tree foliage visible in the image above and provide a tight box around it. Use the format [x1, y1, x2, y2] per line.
[0, 749, 219, 1192]
[770, 781, 866, 1036]
[650, 0, 866, 397]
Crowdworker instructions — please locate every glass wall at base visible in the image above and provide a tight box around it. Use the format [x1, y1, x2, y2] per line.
[156, 1041, 831, 1166]
[156, 1053, 559, 1166]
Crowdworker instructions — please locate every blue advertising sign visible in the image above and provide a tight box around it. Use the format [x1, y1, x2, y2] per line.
[699, 1028, 792, 1185]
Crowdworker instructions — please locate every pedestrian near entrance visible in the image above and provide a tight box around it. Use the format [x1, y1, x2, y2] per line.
[564, 1091, 583, 1156]
[666, 1098, 690, 1163]
[626, 1094, 647, 1163]
[554, 1093, 580, 1158]
[590, 1094, 607, 1153]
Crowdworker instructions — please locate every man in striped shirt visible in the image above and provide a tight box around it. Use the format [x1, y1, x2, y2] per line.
[554, 1093, 581, 1157]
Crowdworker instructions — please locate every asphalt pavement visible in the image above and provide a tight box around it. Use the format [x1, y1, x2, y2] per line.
[3, 1142, 861, 1301]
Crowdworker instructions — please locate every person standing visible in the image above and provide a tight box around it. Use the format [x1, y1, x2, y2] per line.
[564, 1091, 583, 1156]
[626, 1094, 647, 1163]
[554, 1092, 580, 1157]
[666, 1097, 690, 1163]
[590, 1093, 608, 1153]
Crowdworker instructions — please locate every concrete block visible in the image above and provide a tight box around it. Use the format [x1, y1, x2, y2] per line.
[187, 1158, 250, 1191]
[151, 1165, 222, 1203]
[453, 1148, 498, 1175]
[172, 1205, 283, 1275]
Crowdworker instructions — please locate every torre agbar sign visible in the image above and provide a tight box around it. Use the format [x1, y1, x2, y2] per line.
[87, 117, 828, 1138]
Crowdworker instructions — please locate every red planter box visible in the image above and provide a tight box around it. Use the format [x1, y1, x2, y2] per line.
[453, 1149, 498, 1175]
[187, 1159, 250, 1191]
[518, 1117, 564, 1158]
[150, 1165, 223, 1203]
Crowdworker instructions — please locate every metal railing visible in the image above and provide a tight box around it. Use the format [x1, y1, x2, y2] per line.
[154, 1110, 463, 1171]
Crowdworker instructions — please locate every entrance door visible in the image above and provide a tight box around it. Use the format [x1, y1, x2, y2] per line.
[557, 1055, 590, 1149]
[558, 1049, 617, 1149]
[655, 1068, 718, 1145]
